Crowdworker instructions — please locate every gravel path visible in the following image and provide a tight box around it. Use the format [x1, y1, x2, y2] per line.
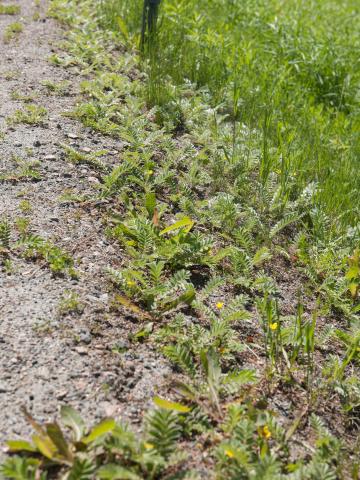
[0, 0, 168, 448]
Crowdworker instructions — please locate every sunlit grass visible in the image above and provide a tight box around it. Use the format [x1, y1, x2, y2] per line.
[98, 0, 360, 238]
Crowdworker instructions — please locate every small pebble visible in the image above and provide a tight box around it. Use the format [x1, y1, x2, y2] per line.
[79, 331, 92, 344]
[56, 390, 68, 400]
[0, 382, 9, 393]
[75, 346, 88, 355]
[88, 176, 99, 184]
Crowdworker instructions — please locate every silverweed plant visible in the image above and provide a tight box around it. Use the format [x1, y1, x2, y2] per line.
[4, 0, 359, 478]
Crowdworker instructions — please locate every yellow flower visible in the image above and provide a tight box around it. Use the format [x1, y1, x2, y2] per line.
[224, 449, 235, 458]
[146, 170, 154, 175]
[127, 280, 136, 287]
[216, 302, 224, 310]
[144, 442, 154, 450]
[261, 425, 271, 439]
[269, 322, 278, 330]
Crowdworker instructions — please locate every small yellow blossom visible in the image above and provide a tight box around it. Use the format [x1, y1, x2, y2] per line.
[144, 442, 154, 450]
[146, 170, 154, 175]
[261, 425, 271, 439]
[269, 322, 278, 330]
[224, 449, 235, 458]
[127, 280, 136, 287]
[216, 302, 224, 310]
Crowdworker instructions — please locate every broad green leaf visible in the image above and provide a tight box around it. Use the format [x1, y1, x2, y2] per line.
[349, 283, 358, 298]
[82, 418, 116, 445]
[97, 464, 141, 480]
[46, 422, 73, 462]
[6, 440, 37, 453]
[153, 396, 190, 413]
[60, 406, 86, 442]
[345, 265, 360, 280]
[115, 294, 152, 320]
[116, 16, 129, 41]
[32, 434, 57, 460]
[159, 217, 194, 236]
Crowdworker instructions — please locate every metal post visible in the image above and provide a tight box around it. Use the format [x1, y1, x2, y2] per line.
[140, 0, 161, 53]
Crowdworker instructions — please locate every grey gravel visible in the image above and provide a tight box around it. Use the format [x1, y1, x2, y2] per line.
[0, 0, 170, 450]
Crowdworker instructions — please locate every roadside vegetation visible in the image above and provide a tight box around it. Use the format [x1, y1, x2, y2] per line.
[1, 0, 359, 478]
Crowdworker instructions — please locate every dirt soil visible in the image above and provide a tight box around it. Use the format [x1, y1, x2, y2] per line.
[0, 0, 169, 448]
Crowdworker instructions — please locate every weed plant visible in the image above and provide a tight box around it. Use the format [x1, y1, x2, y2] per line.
[3, 0, 359, 478]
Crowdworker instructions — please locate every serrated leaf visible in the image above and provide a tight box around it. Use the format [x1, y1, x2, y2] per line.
[172, 381, 197, 401]
[223, 369, 257, 386]
[162, 287, 196, 313]
[145, 192, 156, 217]
[97, 464, 141, 480]
[252, 246, 272, 266]
[153, 396, 190, 413]
[159, 217, 194, 236]
[82, 418, 116, 445]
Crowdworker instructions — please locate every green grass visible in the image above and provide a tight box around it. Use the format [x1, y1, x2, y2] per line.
[7, 104, 48, 126]
[3, 0, 360, 478]
[3, 21, 23, 42]
[98, 0, 360, 234]
[0, 4, 20, 15]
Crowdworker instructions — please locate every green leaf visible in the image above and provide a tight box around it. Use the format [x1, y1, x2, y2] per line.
[201, 348, 221, 412]
[97, 464, 141, 480]
[252, 246, 272, 266]
[145, 192, 156, 217]
[46, 422, 73, 462]
[60, 406, 86, 442]
[68, 458, 96, 480]
[32, 434, 57, 460]
[116, 16, 129, 41]
[172, 381, 197, 401]
[6, 440, 37, 453]
[153, 396, 190, 413]
[345, 265, 360, 280]
[82, 418, 116, 445]
[159, 217, 194, 236]
[162, 287, 196, 312]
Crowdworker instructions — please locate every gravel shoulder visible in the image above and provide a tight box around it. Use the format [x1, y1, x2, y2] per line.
[0, 0, 169, 447]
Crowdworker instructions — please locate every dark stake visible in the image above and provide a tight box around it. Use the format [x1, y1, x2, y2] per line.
[140, 0, 161, 53]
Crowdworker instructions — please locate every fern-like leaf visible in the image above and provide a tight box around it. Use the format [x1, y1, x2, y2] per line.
[163, 344, 196, 378]
[146, 409, 181, 459]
